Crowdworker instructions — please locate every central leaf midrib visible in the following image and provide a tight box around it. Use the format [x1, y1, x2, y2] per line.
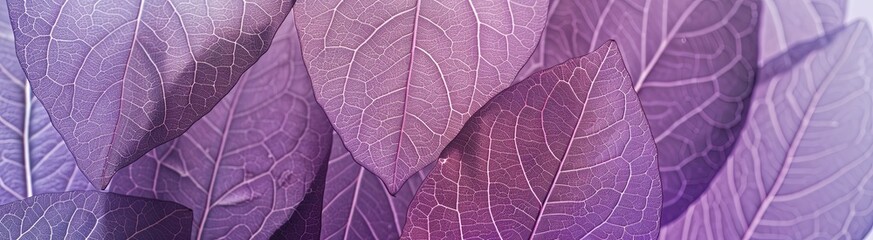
[390, 0, 424, 191]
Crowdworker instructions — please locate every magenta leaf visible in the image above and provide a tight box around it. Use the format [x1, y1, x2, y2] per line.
[760, 0, 846, 65]
[518, 0, 759, 223]
[6, 0, 295, 188]
[293, 0, 549, 193]
[660, 22, 873, 239]
[403, 41, 661, 239]
[107, 14, 333, 239]
[0, 191, 192, 239]
[321, 133, 431, 239]
[0, 0, 92, 205]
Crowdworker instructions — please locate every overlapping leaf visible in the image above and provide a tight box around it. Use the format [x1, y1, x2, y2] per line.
[660, 22, 873, 239]
[108, 14, 333, 239]
[403, 42, 661, 239]
[6, 0, 295, 188]
[293, 0, 548, 193]
[271, 162, 328, 240]
[518, 0, 759, 223]
[0, 191, 192, 239]
[0, 0, 92, 205]
[321, 133, 431, 240]
[759, 0, 846, 65]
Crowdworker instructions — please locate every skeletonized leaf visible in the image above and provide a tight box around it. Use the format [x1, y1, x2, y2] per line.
[108, 14, 333, 239]
[0, 0, 92, 205]
[660, 22, 873, 240]
[321, 133, 431, 240]
[518, 0, 759, 223]
[7, 0, 295, 188]
[759, 0, 846, 65]
[293, 0, 548, 193]
[403, 41, 661, 239]
[0, 191, 192, 239]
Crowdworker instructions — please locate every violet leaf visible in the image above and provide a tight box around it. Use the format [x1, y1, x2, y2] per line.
[518, 0, 759, 223]
[270, 158, 329, 240]
[0, 0, 92, 205]
[293, 0, 548, 193]
[0, 191, 192, 239]
[107, 13, 333, 239]
[760, 0, 846, 65]
[660, 22, 873, 239]
[321, 133, 431, 240]
[403, 41, 661, 239]
[6, 0, 295, 188]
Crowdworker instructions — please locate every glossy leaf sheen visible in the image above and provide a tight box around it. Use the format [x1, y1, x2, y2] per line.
[108, 14, 333, 239]
[519, 0, 758, 223]
[293, 0, 548, 192]
[321, 133, 431, 240]
[403, 42, 661, 239]
[7, 0, 295, 188]
[0, 0, 92, 205]
[0, 191, 192, 239]
[660, 22, 873, 239]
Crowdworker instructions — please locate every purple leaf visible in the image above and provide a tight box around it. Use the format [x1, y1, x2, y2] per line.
[0, 191, 192, 239]
[0, 0, 92, 205]
[270, 158, 328, 240]
[293, 0, 549, 193]
[760, 0, 846, 65]
[6, 0, 295, 188]
[321, 133, 431, 240]
[518, 0, 759, 223]
[403, 41, 661, 239]
[107, 14, 333, 239]
[660, 22, 873, 239]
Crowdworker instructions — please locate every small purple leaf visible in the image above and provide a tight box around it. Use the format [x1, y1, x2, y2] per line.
[403, 41, 661, 239]
[0, 191, 192, 239]
[6, 0, 295, 188]
[518, 0, 759, 223]
[660, 22, 873, 239]
[293, 0, 549, 193]
[108, 14, 333, 239]
[321, 133, 431, 240]
[0, 0, 92, 205]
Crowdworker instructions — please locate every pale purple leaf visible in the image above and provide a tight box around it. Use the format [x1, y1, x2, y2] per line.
[518, 0, 759, 223]
[403, 41, 661, 239]
[760, 0, 846, 65]
[108, 14, 333, 239]
[293, 0, 548, 193]
[321, 132, 431, 240]
[0, 191, 192, 239]
[7, 0, 295, 188]
[660, 22, 873, 239]
[0, 0, 92, 205]
[270, 161, 328, 240]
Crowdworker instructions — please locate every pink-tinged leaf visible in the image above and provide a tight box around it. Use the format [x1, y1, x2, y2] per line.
[0, 0, 92, 205]
[107, 14, 333, 239]
[660, 22, 873, 239]
[403, 41, 661, 239]
[760, 0, 846, 65]
[321, 133, 431, 240]
[518, 0, 759, 223]
[7, 0, 295, 188]
[0, 191, 192, 239]
[293, 0, 549, 193]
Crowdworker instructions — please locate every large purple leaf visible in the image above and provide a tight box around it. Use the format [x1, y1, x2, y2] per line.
[0, 0, 92, 205]
[759, 0, 846, 65]
[321, 132, 431, 240]
[293, 0, 548, 193]
[108, 13, 333, 239]
[403, 41, 661, 239]
[0, 191, 192, 239]
[7, 0, 295, 188]
[660, 22, 873, 239]
[270, 161, 328, 240]
[518, 0, 759, 223]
